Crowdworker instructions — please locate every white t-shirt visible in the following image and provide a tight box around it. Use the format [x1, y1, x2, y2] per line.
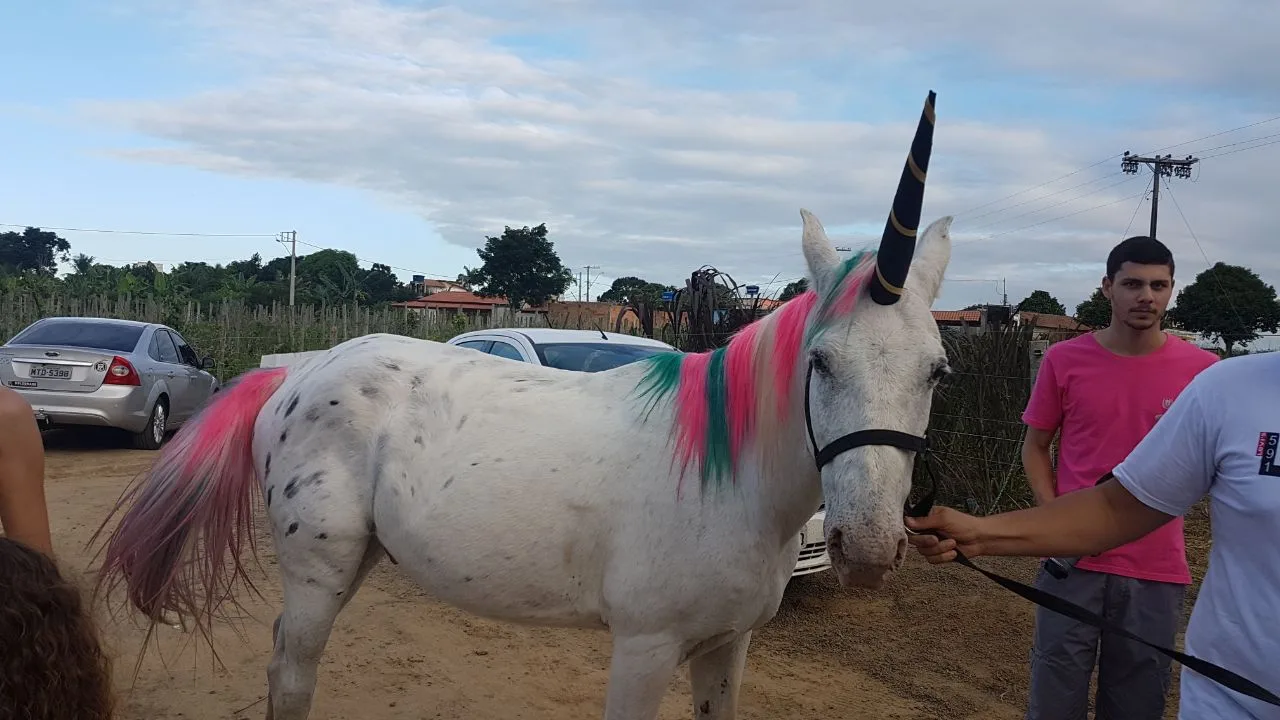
[1112, 351, 1280, 719]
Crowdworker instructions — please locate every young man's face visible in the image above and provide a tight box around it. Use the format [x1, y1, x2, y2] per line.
[1102, 261, 1174, 331]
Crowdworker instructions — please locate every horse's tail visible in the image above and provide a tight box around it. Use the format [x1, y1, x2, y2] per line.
[91, 365, 289, 637]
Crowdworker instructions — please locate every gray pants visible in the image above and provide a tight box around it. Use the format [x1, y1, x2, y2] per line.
[1025, 565, 1185, 720]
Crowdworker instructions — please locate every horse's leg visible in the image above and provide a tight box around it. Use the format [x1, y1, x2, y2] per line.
[602, 633, 684, 720]
[265, 538, 384, 720]
[688, 632, 752, 720]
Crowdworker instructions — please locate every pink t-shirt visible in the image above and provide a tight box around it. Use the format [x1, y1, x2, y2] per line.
[1021, 332, 1219, 584]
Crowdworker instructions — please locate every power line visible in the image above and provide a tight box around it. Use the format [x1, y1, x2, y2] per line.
[0, 222, 277, 238]
[963, 174, 1135, 233]
[954, 114, 1280, 223]
[290, 238, 459, 281]
[963, 172, 1127, 225]
[955, 181, 1148, 246]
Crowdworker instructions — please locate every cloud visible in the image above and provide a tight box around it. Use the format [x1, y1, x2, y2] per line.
[84, 0, 1280, 312]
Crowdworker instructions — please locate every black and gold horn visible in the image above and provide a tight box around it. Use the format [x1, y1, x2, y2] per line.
[869, 90, 936, 306]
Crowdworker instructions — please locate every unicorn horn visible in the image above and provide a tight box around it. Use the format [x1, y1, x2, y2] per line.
[869, 90, 937, 306]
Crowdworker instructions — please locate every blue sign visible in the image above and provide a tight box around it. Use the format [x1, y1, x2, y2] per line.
[745, 285, 759, 296]
[661, 290, 675, 302]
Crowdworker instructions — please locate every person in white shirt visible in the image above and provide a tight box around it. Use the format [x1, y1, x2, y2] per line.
[906, 352, 1280, 719]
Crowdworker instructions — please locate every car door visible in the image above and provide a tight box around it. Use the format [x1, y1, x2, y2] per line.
[151, 329, 194, 421]
[168, 329, 216, 409]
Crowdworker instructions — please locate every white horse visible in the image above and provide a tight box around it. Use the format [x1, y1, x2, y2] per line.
[93, 91, 952, 720]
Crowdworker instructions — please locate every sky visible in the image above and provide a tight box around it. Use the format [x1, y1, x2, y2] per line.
[3, 0, 1279, 333]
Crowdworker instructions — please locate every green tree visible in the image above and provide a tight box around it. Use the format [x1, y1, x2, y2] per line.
[1016, 290, 1066, 316]
[1166, 262, 1280, 356]
[465, 224, 574, 310]
[1074, 287, 1112, 328]
[598, 276, 670, 305]
[0, 227, 71, 276]
[778, 278, 809, 302]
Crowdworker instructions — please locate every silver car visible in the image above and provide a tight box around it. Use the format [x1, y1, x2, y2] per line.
[1, 317, 220, 449]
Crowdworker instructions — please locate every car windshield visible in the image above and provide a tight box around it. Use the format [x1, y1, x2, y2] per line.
[534, 342, 672, 373]
[7, 321, 145, 353]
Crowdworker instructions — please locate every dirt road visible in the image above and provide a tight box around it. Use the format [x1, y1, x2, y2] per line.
[40, 431, 1196, 719]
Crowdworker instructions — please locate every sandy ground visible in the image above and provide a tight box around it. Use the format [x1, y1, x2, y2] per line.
[39, 430, 1205, 720]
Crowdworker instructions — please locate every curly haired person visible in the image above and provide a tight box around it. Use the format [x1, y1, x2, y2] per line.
[0, 536, 115, 719]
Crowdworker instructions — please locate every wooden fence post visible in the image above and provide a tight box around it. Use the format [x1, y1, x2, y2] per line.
[1028, 339, 1049, 391]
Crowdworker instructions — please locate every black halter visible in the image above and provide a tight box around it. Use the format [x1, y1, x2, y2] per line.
[801, 362, 937, 518]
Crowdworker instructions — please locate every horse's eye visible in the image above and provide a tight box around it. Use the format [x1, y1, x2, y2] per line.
[809, 349, 831, 375]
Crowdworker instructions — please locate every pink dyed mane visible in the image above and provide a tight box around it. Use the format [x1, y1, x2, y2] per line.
[636, 250, 878, 489]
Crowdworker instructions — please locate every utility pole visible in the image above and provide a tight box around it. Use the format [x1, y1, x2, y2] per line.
[1121, 152, 1198, 239]
[582, 265, 598, 302]
[277, 231, 298, 306]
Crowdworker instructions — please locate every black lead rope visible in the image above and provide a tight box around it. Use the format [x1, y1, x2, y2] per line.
[801, 363, 1280, 708]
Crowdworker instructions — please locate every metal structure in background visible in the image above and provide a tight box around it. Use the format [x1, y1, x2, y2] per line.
[660, 266, 765, 353]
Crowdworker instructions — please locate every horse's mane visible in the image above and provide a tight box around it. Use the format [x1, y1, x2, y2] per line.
[635, 250, 878, 494]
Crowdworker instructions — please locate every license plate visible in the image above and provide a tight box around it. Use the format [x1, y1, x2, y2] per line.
[29, 365, 72, 379]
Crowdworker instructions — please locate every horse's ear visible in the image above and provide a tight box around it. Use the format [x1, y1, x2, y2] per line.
[906, 215, 953, 306]
[800, 209, 840, 296]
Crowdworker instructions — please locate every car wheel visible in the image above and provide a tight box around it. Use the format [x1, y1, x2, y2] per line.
[132, 398, 168, 450]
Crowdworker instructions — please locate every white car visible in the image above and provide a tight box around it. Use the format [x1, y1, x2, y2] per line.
[446, 327, 833, 579]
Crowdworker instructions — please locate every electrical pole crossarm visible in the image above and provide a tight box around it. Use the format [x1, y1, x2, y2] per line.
[1120, 152, 1198, 239]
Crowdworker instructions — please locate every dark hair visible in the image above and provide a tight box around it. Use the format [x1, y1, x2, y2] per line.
[0, 537, 114, 719]
[1106, 235, 1175, 279]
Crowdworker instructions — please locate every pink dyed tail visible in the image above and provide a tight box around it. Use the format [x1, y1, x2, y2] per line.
[92, 366, 288, 633]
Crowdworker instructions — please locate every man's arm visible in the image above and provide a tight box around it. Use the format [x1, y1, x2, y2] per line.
[1020, 351, 1063, 506]
[0, 388, 52, 556]
[1022, 427, 1058, 507]
[978, 478, 1173, 557]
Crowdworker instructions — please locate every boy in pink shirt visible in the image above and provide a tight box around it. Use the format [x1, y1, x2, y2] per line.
[1020, 236, 1218, 720]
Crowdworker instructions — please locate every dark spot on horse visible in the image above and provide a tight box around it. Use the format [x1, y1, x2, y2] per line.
[315, 532, 328, 540]
[443, 476, 454, 489]
[286, 522, 299, 536]
[414, 434, 424, 446]
[267, 486, 274, 507]
[410, 374, 424, 390]
[470, 462, 479, 467]
[699, 701, 710, 715]
[456, 415, 468, 430]
[551, 467, 558, 473]
[464, 575, 472, 582]
[410, 486, 416, 496]
[379, 359, 401, 371]
[336, 590, 344, 597]
[285, 394, 300, 417]
[361, 385, 379, 398]
[280, 430, 287, 443]
[720, 679, 728, 690]
[306, 577, 316, 584]
[284, 478, 299, 499]
[304, 407, 320, 422]
[329, 399, 339, 406]
[265, 453, 272, 477]
[511, 386, 528, 393]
